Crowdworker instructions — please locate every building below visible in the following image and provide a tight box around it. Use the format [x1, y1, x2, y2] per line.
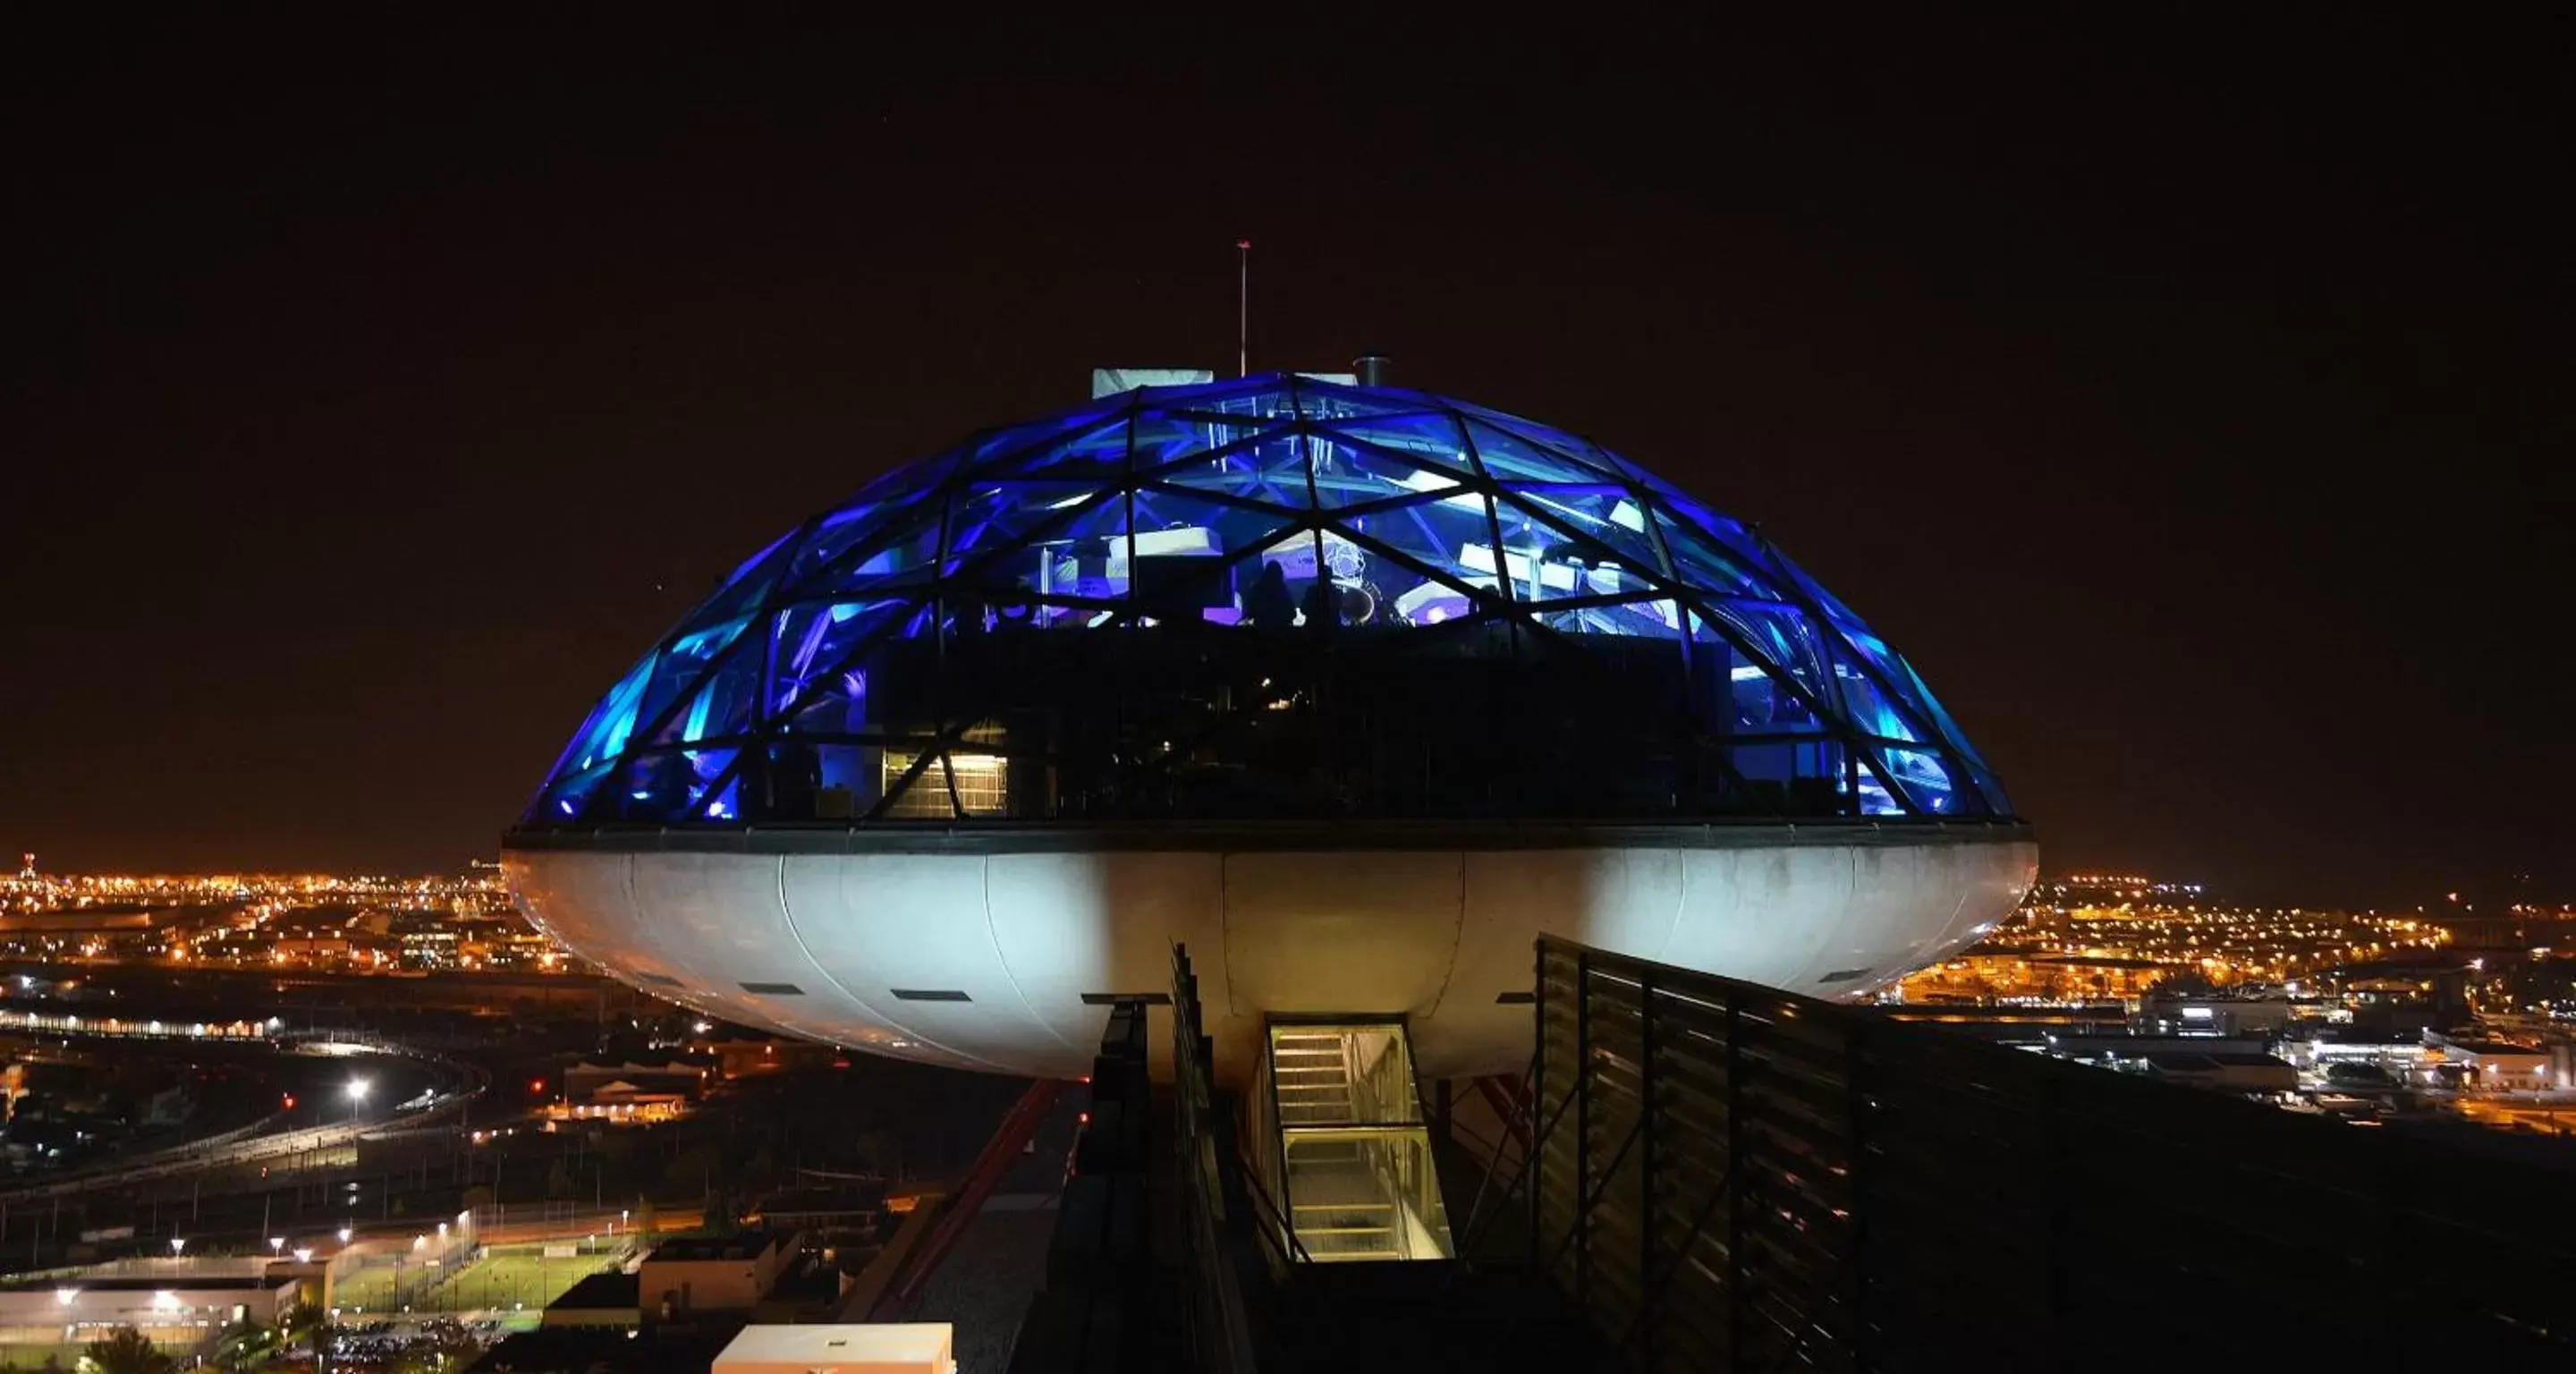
[0, 1273, 304, 1354]
[714, 1323, 953, 1374]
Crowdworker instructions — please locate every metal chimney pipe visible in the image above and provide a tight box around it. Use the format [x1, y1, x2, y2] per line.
[1352, 353, 1391, 387]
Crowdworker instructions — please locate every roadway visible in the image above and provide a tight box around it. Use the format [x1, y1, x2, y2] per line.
[0, 1027, 490, 1203]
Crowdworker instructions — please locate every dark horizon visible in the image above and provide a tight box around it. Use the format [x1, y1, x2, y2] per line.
[5, 13, 2566, 908]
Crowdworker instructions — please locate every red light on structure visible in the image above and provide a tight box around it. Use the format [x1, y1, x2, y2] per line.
[281, 1094, 297, 1109]
[1078, 1111, 1089, 1126]
[529, 1079, 546, 1093]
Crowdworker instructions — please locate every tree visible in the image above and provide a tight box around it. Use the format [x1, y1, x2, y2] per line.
[76, 1328, 171, 1374]
[215, 1318, 273, 1373]
[278, 1302, 324, 1341]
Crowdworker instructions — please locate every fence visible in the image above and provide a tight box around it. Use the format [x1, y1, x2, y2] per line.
[1530, 937, 2576, 1370]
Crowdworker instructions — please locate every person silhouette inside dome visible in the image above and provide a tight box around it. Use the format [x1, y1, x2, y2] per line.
[1243, 560, 1296, 632]
[1301, 576, 1340, 630]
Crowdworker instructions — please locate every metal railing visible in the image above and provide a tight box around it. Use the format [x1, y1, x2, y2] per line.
[1530, 936, 2576, 1370]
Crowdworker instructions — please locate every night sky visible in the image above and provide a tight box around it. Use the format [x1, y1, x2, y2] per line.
[5, 13, 2565, 904]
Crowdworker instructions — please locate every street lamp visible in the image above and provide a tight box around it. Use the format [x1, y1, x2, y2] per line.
[270, 1237, 286, 1255]
[170, 1237, 186, 1256]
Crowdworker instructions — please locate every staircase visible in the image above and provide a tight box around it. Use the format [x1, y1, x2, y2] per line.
[1263, 1022, 1456, 1263]
[1272, 1029, 1357, 1125]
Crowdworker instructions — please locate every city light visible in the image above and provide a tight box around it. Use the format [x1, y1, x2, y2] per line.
[170, 1237, 185, 1255]
[0, 861, 565, 974]
[346, 1078, 371, 1103]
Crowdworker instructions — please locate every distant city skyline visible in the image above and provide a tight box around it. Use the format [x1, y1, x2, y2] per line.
[8, 851, 2558, 916]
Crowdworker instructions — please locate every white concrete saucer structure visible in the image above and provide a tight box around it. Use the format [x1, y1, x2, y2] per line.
[504, 370, 2035, 1087]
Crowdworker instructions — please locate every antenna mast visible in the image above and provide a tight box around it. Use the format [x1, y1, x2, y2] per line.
[1236, 239, 1250, 377]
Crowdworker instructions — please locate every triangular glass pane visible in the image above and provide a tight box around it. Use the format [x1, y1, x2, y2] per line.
[1901, 658, 1988, 768]
[1873, 745, 1972, 816]
[545, 653, 653, 783]
[942, 482, 1111, 577]
[1648, 491, 1767, 568]
[1000, 414, 1133, 482]
[632, 615, 752, 744]
[962, 404, 1126, 475]
[1131, 406, 1296, 473]
[784, 604, 936, 734]
[1695, 600, 1837, 731]
[1758, 542, 1870, 635]
[531, 757, 617, 824]
[788, 500, 939, 590]
[1832, 645, 1927, 745]
[614, 747, 739, 823]
[677, 530, 799, 633]
[1149, 424, 1315, 509]
[1463, 419, 1614, 483]
[1284, 375, 1443, 420]
[1007, 496, 1139, 608]
[1306, 435, 1453, 510]
[1854, 754, 1910, 817]
[648, 637, 767, 747]
[608, 748, 713, 822]
[1329, 505, 1513, 628]
[1147, 374, 1287, 411]
[1450, 402, 1623, 475]
[1124, 488, 1287, 560]
[822, 506, 945, 593]
[1493, 484, 1667, 595]
[1315, 414, 1479, 479]
[1652, 510, 1788, 601]
[1962, 758, 2013, 816]
[1129, 408, 1216, 467]
[769, 598, 916, 717]
[838, 443, 963, 510]
[1527, 594, 1685, 640]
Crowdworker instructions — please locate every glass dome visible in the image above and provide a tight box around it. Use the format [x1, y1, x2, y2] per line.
[521, 372, 2012, 828]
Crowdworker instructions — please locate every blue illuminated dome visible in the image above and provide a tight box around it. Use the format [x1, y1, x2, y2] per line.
[521, 372, 2012, 829]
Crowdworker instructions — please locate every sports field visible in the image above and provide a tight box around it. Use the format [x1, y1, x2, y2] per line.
[332, 1242, 620, 1317]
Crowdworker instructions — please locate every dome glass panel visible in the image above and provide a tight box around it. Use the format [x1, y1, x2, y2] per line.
[522, 374, 2012, 827]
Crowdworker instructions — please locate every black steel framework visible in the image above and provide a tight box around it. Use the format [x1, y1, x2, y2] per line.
[521, 372, 2015, 832]
[1529, 937, 2576, 1370]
